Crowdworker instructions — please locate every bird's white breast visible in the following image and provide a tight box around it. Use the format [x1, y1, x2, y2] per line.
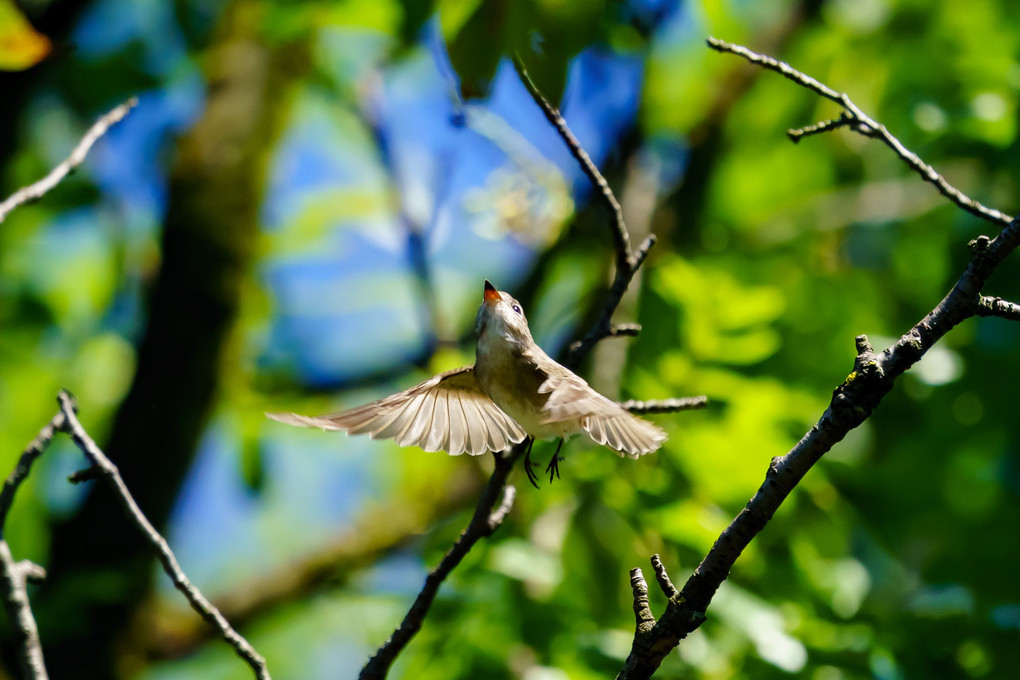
[476, 323, 581, 441]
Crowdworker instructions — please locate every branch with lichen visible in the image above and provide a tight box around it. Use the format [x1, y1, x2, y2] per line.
[615, 41, 1020, 680]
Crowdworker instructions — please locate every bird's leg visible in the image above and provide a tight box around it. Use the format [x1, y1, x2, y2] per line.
[545, 439, 565, 483]
[523, 437, 541, 489]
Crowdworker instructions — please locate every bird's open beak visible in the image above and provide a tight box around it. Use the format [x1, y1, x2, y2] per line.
[483, 280, 502, 304]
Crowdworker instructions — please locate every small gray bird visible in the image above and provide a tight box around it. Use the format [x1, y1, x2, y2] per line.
[268, 281, 666, 485]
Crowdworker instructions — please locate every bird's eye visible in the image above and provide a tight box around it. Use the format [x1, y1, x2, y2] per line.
[512, 304, 522, 314]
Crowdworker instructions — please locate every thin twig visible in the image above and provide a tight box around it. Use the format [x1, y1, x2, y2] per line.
[976, 295, 1020, 321]
[568, 323, 643, 353]
[359, 444, 525, 679]
[0, 98, 138, 224]
[512, 56, 663, 369]
[620, 397, 708, 414]
[649, 555, 678, 600]
[629, 568, 655, 629]
[512, 55, 631, 268]
[0, 412, 65, 532]
[787, 112, 854, 142]
[55, 391, 271, 680]
[608, 323, 643, 337]
[707, 37, 1011, 226]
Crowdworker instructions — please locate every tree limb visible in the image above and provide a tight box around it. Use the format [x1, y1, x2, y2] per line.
[512, 55, 631, 271]
[615, 40, 1020, 680]
[619, 216, 1020, 677]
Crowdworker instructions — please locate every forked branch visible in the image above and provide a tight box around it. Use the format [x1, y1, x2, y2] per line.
[706, 37, 1011, 226]
[512, 56, 661, 368]
[0, 394, 272, 680]
[55, 392, 271, 680]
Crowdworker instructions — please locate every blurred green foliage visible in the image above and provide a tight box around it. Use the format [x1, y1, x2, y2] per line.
[2, 0, 1020, 679]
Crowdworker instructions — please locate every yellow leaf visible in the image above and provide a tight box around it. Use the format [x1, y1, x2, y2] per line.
[0, 0, 51, 71]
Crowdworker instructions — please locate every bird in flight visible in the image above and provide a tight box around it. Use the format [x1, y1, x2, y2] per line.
[268, 281, 666, 486]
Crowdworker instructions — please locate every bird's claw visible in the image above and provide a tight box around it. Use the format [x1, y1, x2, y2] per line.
[545, 438, 565, 484]
[523, 439, 541, 489]
[545, 454, 561, 483]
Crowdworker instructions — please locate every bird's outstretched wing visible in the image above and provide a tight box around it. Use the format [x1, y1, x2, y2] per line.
[267, 366, 528, 456]
[538, 371, 667, 459]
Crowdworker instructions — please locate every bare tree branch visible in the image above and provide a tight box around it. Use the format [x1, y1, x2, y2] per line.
[975, 295, 1020, 321]
[649, 554, 678, 600]
[706, 37, 1011, 227]
[629, 567, 655, 630]
[615, 40, 1020, 680]
[359, 444, 525, 680]
[55, 392, 271, 680]
[511, 56, 664, 369]
[787, 111, 854, 142]
[620, 212, 1019, 677]
[0, 413, 65, 531]
[0, 98, 137, 224]
[512, 55, 631, 270]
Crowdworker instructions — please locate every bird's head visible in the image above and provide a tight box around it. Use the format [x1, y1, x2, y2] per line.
[476, 280, 533, 348]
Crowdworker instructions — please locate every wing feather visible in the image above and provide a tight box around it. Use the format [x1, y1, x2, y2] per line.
[390, 394, 425, 447]
[373, 395, 423, 442]
[458, 395, 487, 456]
[581, 410, 667, 458]
[613, 418, 639, 458]
[424, 389, 450, 453]
[586, 415, 606, 446]
[446, 392, 468, 456]
[476, 399, 513, 451]
[603, 416, 624, 451]
[267, 366, 525, 456]
[536, 368, 667, 457]
[402, 390, 437, 449]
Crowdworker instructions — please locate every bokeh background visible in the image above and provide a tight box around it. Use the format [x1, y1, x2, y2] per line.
[1, 0, 1019, 678]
